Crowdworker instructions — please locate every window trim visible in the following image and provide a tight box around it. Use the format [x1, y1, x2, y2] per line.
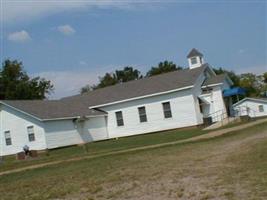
[115, 111, 124, 127]
[259, 105, 264, 112]
[191, 57, 197, 65]
[138, 106, 147, 123]
[4, 130, 12, 146]
[162, 102, 172, 119]
[27, 126, 36, 142]
[200, 57, 203, 64]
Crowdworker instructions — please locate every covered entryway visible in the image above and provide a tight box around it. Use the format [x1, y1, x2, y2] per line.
[223, 87, 246, 117]
[198, 95, 212, 117]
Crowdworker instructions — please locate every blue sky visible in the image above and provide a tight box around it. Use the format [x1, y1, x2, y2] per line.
[1, 0, 267, 98]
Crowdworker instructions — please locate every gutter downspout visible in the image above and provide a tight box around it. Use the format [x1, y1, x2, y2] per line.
[105, 116, 110, 139]
[42, 120, 50, 152]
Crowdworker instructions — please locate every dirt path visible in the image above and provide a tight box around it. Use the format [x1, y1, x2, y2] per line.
[1, 118, 267, 177]
[100, 125, 267, 200]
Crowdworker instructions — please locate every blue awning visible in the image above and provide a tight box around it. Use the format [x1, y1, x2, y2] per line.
[223, 87, 246, 97]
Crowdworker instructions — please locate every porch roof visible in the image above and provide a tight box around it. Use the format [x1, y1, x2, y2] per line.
[223, 87, 246, 97]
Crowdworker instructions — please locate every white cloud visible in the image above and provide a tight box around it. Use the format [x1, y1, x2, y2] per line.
[7, 30, 31, 43]
[235, 65, 267, 75]
[35, 70, 100, 99]
[238, 49, 247, 54]
[57, 24, 76, 35]
[2, 1, 139, 25]
[79, 61, 87, 66]
[35, 64, 138, 99]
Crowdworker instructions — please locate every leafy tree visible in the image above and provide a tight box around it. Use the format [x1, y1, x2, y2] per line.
[213, 67, 267, 97]
[146, 60, 183, 77]
[115, 66, 142, 83]
[239, 73, 266, 97]
[0, 59, 54, 100]
[263, 72, 267, 84]
[80, 84, 94, 94]
[94, 73, 118, 89]
[238, 73, 258, 96]
[213, 67, 240, 86]
[82, 66, 142, 92]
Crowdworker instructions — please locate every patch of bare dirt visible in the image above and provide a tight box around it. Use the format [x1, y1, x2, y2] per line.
[67, 130, 267, 200]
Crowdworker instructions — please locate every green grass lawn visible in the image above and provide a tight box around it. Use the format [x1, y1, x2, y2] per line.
[0, 126, 209, 172]
[0, 122, 266, 200]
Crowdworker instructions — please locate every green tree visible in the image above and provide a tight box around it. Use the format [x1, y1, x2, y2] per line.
[146, 61, 183, 77]
[263, 72, 267, 84]
[213, 67, 240, 86]
[239, 73, 266, 97]
[238, 73, 258, 96]
[80, 84, 94, 94]
[0, 59, 54, 100]
[213, 67, 267, 97]
[261, 72, 267, 96]
[94, 73, 118, 89]
[115, 66, 142, 83]
[83, 66, 143, 92]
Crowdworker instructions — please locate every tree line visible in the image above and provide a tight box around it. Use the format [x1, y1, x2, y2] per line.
[80, 60, 182, 93]
[0, 59, 266, 100]
[81, 61, 267, 98]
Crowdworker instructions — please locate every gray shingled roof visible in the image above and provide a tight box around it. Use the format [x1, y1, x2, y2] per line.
[62, 64, 208, 107]
[1, 100, 106, 120]
[187, 48, 203, 58]
[202, 74, 226, 86]
[1, 64, 208, 120]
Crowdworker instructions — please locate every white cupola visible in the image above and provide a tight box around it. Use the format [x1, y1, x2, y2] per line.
[187, 48, 204, 69]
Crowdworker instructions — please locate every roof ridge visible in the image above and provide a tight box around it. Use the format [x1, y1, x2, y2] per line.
[61, 68, 190, 99]
[187, 48, 203, 58]
[62, 64, 207, 100]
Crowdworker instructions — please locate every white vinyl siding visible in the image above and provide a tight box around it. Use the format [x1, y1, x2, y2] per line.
[99, 89, 200, 138]
[0, 105, 47, 156]
[233, 99, 267, 118]
[138, 106, 147, 123]
[208, 85, 228, 122]
[44, 117, 108, 149]
[0, 104, 108, 156]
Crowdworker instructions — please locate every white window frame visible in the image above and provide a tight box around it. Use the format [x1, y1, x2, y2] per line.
[115, 111, 124, 127]
[259, 105, 264, 112]
[4, 130, 12, 146]
[162, 102, 172, 119]
[27, 126, 36, 142]
[138, 106, 147, 123]
[191, 57, 197, 65]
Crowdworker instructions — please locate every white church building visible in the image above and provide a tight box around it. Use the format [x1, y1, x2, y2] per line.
[0, 49, 234, 156]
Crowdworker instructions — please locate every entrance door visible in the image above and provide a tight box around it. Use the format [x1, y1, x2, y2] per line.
[224, 97, 233, 116]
